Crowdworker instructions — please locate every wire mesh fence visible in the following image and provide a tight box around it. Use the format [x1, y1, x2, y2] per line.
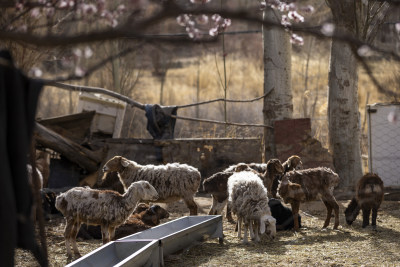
[367, 103, 400, 188]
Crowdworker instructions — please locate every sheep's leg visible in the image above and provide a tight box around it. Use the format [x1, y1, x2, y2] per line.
[71, 221, 82, 257]
[362, 208, 371, 228]
[249, 220, 255, 240]
[226, 202, 235, 223]
[252, 220, 260, 242]
[208, 196, 218, 215]
[109, 226, 116, 241]
[371, 207, 378, 230]
[101, 225, 110, 244]
[64, 219, 75, 258]
[242, 221, 249, 244]
[291, 201, 300, 231]
[322, 200, 333, 228]
[183, 197, 198, 215]
[237, 217, 242, 238]
[322, 195, 340, 229]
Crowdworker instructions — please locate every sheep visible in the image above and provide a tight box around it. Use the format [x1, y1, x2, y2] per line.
[102, 156, 201, 215]
[278, 167, 340, 231]
[203, 171, 234, 222]
[203, 159, 283, 223]
[55, 180, 158, 258]
[228, 171, 276, 243]
[271, 155, 303, 198]
[268, 198, 302, 231]
[344, 173, 384, 230]
[78, 203, 170, 240]
[225, 159, 285, 198]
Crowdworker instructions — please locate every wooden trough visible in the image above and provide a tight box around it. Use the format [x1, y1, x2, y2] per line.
[67, 215, 223, 267]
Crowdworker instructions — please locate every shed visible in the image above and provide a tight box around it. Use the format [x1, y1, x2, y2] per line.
[77, 92, 127, 138]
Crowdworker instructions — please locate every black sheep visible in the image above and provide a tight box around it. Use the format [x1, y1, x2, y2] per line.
[269, 198, 301, 231]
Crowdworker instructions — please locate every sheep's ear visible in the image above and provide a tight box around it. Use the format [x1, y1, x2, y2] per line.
[121, 158, 130, 167]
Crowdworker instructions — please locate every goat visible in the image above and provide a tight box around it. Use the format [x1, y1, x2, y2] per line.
[344, 173, 384, 230]
[55, 181, 158, 258]
[278, 167, 340, 231]
[102, 156, 201, 215]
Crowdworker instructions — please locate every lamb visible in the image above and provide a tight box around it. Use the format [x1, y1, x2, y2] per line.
[228, 171, 276, 243]
[203, 171, 234, 222]
[271, 155, 303, 198]
[278, 167, 340, 231]
[78, 203, 170, 240]
[55, 180, 158, 258]
[344, 173, 384, 230]
[102, 156, 201, 215]
[268, 198, 302, 231]
[203, 159, 284, 222]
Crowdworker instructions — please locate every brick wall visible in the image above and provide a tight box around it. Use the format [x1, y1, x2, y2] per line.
[274, 118, 334, 170]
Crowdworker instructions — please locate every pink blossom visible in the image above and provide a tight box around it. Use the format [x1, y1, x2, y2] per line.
[196, 15, 209, 25]
[209, 27, 218, 37]
[321, 23, 335, 36]
[29, 67, 43, 78]
[290, 33, 303, 45]
[30, 8, 41, 18]
[74, 66, 85, 77]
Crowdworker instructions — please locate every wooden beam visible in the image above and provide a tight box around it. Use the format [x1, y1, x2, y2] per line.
[34, 122, 105, 173]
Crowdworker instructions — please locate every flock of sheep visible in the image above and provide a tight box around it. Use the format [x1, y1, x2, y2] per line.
[35, 153, 384, 259]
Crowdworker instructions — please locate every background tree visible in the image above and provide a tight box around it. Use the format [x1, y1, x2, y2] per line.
[326, 0, 390, 189]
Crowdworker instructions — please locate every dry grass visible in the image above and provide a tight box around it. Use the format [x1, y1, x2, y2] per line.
[15, 197, 400, 267]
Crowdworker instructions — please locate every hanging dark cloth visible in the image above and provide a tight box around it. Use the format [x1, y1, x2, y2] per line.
[0, 50, 45, 266]
[145, 104, 178, 139]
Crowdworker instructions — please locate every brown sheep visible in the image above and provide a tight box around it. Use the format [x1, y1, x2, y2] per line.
[278, 167, 340, 231]
[271, 155, 303, 198]
[344, 173, 384, 230]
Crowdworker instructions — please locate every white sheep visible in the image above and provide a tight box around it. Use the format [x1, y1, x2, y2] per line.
[228, 171, 276, 243]
[102, 156, 201, 215]
[55, 180, 158, 258]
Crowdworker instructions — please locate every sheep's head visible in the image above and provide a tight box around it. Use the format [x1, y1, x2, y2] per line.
[266, 159, 284, 176]
[344, 197, 360, 225]
[287, 155, 303, 171]
[141, 205, 170, 226]
[102, 156, 130, 176]
[134, 181, 158, 201]
[278, 178, 306, 203]
[202, 172, 231, 193]
[260, 215, 276, 239]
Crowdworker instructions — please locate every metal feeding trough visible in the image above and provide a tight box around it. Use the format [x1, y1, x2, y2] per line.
[67, 215, 223, 267]
[65, 240, 160, 267]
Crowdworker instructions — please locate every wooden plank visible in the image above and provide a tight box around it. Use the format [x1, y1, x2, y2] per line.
[34, 122, 106, 173]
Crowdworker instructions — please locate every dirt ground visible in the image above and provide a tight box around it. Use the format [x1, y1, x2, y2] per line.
[15, 194, 400, 267]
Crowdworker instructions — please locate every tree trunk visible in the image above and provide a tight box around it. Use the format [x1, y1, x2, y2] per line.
[262, 8, 293, 160]
[328, 38, 363, 189]
[327, 1, 363, 189]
